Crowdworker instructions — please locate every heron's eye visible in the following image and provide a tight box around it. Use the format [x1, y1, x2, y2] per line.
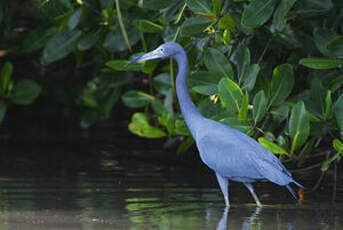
[160, 48, 164, 52]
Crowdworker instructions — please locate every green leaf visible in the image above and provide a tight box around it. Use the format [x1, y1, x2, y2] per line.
[321, 154, 339, 172]
[181, 16, 211, 37]
[174, 119, 190, 136]
[241, 0, 278, 28]
[335, 94, 343, 132]
[128, 113, 167, 138]
[310, 77, 326, 117]
[219, 14, 236, 31]
[0, 101, 6, 124]
[313, 28, 338, 57]
[212, 0, 222, 17]
[220, 117, 250, 133]
[105, 60, 142, 71]
[138, 0, 171, 10]
[188, 71, 222, 95]
[333, 138, 343, 154]
[42, 30, 82, 65]
[22, 27, 58, 53]
[299, 57, 343, 69]
[327, 36, 343, 58]
[258, 137, 289, 156]
[186, 0, 212, 15]
[138, 20, 164, 33]
[270, 63, 294, 106]
[204, 48, 234, 79]
[242, 64, 260, 91]
[103, 27, 140, 52]
[324, 90, 332, 120]
[177, 136, 194, 154]
[77, 30, 100, 51]
[231, 43, 250, 84]
[68, 8, 82, 30]
[121, 90, 154, 108]
[289, 101, 310, 151]
[253, 90, 267, 124]
[218, 78, 243, 114]
[10, 80, 41, 105]
[1, 61, 13, 92]
[295, 0, 333, 17]
[271, 0, 296, 32]
[152, 73, 171, 95]
[238, 91, 249, 121]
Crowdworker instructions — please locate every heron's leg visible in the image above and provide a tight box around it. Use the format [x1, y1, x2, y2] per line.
[215, 173, 229, 207]
[243, 183, 262, 207]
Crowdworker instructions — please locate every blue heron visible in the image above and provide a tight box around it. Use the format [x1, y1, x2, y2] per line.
[129, 42, 303, 207]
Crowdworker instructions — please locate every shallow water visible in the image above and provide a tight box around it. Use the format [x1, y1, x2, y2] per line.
[0, 157, 342, 230]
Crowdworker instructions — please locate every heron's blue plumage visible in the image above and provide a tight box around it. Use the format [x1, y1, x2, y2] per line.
[129, 42, 303, 206]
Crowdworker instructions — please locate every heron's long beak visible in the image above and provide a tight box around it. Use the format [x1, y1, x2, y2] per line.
[128, 49, 162, 65]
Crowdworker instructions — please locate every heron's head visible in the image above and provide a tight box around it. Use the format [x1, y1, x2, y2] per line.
[128, 42, 181, 64]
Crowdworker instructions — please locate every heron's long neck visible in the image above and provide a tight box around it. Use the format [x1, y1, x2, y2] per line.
[174, 51, 203, 137]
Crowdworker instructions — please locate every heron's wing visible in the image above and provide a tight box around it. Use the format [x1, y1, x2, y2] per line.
[196, 134, 264, 180]
[196, 131, 292, 184]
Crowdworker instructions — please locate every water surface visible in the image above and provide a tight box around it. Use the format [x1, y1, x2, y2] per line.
[0, 148, 342, 229]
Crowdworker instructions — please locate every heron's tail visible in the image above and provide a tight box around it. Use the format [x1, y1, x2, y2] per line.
[286, 180, 304, 200]
[286, 185, 297, 200]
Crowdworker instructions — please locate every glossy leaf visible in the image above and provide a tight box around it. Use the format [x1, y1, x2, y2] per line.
[241, 0, 278, 28]
[327, 36, 343, 57]
[188, 71, 222, 95]
[219, 14, 236, 31]
[121, 90, 154, 108]
[299, 57, 343, 69]
[77, 30, 100, 51]
[289, 101, 310, 151]
[128, 113, 166, 138]
[138, 0, 171, 10]
[231, 44, 250, 84]
[238, 91, 249, 121]
[333, 138, 343, 154]
[270, 64, 294, 106]
[324, 90, 332, 120]
[218, 78, 243, 114]
[253, 90, 267, 124]
[186, 0, 212, 15]
[258, 137, 289, 156]
[220, 117, 250, 133]
[68, 8, 82, 30]
[271, 0, 296, 32]
[138, 20, 163, 33]
[23, 27, 58, 53]
[313, 28, 338, 56]
[106, 60, 142, 71]
[204, 48, 234, 79]
[321, 154, 339, 172]
[310, 78, 326, 117]
[10, 80, 41, 105]
[242, 64, 260, 91]
[181, 16, 211, 37]
[1, 61, 13, 92]
[335, 94, 343, 132]
[42, 30, 82, 65]
[103, 27, 140, 52]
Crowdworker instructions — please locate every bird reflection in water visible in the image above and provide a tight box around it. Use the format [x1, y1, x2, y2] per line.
[215, 207, 295, 230]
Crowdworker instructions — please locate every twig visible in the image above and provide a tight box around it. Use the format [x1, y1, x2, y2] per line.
[290, 162, 322, 173]
[83, 0, 101, 16]
[257, 38, 272, 64]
